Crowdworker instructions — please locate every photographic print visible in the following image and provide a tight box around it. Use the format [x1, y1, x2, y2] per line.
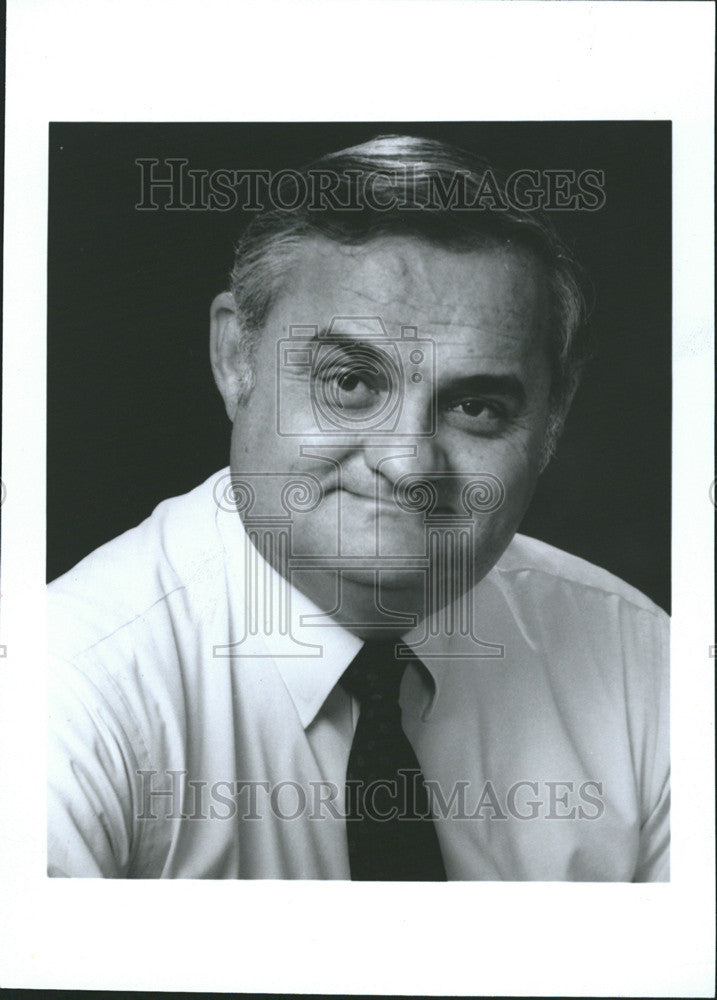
[1, 2, 713, 996]
[47, 122, 671, 882]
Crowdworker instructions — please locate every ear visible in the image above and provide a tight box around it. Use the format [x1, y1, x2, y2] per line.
[210, 291, 253, 421]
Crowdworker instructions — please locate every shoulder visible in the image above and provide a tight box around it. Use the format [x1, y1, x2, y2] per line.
[47, 468, 231, 662]
[488, 533, 669, 681]
[494, 532, 667, 620]
[485, 534, 669, 729]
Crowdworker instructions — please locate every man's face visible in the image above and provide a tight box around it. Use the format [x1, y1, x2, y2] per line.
[224, 235, 552, 634]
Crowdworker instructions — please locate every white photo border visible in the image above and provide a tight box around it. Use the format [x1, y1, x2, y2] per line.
[1, 1, 714, 995]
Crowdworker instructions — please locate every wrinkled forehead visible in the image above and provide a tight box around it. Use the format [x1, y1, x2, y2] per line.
[269, 235, 551, 360]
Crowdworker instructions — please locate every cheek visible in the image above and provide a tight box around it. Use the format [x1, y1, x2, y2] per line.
[447, 440, 542, 567]
[229, 353, 283, 463]
[465, 467, 537, 577]
[229, 399, 282, 474]
[502, 433, 546, 491]
[451, 430, 543, 500]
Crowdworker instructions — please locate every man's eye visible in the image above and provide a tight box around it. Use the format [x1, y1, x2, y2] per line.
[458, 399, 489, 417]
[445, 397, 507, 431]
[315, 366, 379, 409]
[336, 370, 364, 393]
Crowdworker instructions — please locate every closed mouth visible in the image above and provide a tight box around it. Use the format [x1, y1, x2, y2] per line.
[340, 487, 397, 507]
[337, 487, 456, 518]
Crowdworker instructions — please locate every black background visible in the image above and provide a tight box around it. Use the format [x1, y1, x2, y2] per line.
[47, 122, 671, 611]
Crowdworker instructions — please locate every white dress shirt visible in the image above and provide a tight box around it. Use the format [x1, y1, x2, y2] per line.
[47, 468, 669, 880]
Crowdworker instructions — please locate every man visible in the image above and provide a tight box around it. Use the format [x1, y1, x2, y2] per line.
[47, 135, 669, 880]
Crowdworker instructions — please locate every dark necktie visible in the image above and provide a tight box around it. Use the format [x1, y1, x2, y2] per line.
[341, 640, 447, 881]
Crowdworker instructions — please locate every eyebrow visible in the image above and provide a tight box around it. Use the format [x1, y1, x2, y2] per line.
[310, 328, 388, 350]
[442, 374, 526, 406]
[308, 328, 397, 367]
[309, 328, 527, 404]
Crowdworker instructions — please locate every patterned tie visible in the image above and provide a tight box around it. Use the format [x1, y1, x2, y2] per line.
[341, 640, 447, 881]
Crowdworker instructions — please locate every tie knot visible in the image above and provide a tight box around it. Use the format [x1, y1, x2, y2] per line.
[341, 641, 409, 707]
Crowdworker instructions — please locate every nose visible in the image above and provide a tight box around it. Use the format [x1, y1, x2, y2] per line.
[361, 390, 448, 486]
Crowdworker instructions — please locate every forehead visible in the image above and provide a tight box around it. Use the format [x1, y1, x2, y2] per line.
[270, 235, 550, 363]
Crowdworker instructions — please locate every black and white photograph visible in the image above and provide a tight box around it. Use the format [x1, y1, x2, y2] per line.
[0, 1, 713, 996]
[46, 121, 671, 882]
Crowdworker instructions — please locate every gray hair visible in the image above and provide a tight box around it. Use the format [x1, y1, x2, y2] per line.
[229, 134, 590, 463]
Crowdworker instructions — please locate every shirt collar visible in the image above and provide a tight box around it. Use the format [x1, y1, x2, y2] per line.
[270, 583, 363, 729]
[213, 475, 361, 727]
[212, 468, 443, 727]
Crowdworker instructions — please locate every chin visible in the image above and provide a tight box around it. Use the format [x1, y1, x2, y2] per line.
[329, 570, 427, 634]
[338, 567, 424, 590]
